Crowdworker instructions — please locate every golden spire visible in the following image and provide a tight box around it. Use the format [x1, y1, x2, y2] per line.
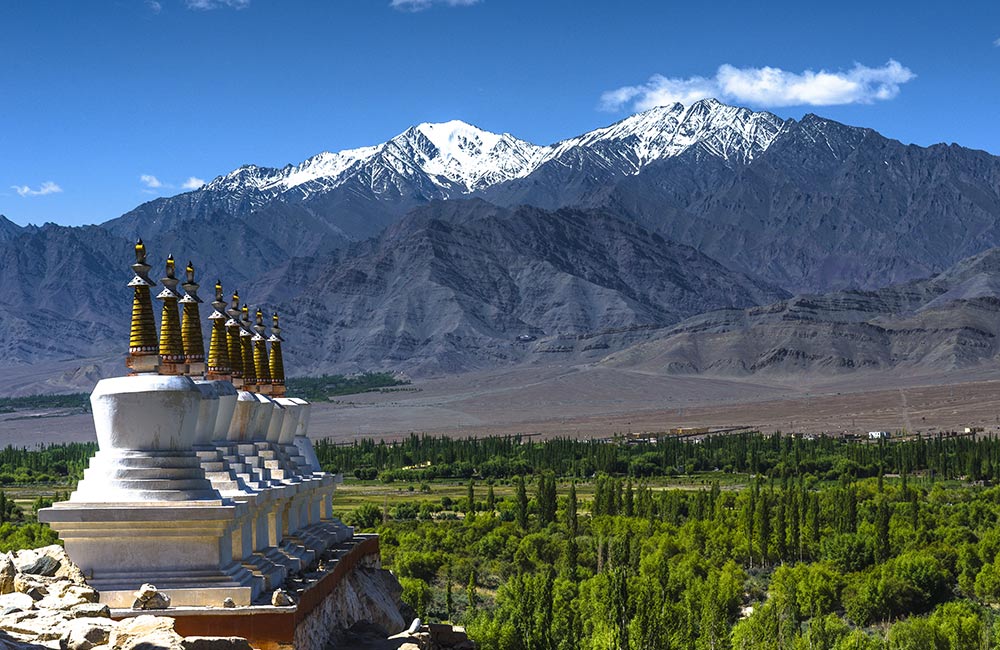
[226, 290, 244, 386]
[180, 261, 205, 375]
[269, 312, 285, 397]
[206, 280, 231, 380]
[156, 255, 185, 374]
[126, 238, 159, 373]
[239, 303, 256, 388]
[252, 307, 272, 392]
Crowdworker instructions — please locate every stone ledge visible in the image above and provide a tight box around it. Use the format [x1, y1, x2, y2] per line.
[107, 535, 381, 650]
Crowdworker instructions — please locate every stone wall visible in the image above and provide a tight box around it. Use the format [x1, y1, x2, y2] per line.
[293, 554, 408, 650]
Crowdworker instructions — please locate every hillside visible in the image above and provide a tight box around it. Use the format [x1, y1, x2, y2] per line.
[599, 247, 1000, 376]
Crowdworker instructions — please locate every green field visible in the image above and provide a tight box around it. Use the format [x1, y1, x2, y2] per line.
[285, 372, 409, 401]
[2, 433, 999, 648]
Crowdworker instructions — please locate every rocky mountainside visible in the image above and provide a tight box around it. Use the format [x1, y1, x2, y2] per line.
[0, 223, 129, 364]
[0, 202, 787, 378]
[4, 99, 1000, 385]
[105, 101, 786, 244]
[0, 214, 312, 367]
[102, 99, 1000, 293]
[578, 115, 1000, 292]
[598, 247, 1000, 377]
[247, 201, 789, 375]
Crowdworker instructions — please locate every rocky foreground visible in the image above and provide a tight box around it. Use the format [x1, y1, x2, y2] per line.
[0, 545, 472, 650]
[0, 545, 248, 650]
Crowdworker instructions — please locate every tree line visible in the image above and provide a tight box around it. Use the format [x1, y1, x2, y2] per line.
[316, 431, 1000, 482]
[365, 472, 1000, 649]
[0, 443, 95, 485]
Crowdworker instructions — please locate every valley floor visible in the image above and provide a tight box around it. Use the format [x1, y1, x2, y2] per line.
[6, 362, 1000, 445]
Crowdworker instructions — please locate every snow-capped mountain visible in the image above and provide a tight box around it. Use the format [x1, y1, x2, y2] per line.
[546, 99, 786, 168]
[103, 98, 793, 257]
[103, 96, 1000, 297]
[10, 98, 1000, 382]
[199, 98, 786, 209]
[204, 121, 546, 205]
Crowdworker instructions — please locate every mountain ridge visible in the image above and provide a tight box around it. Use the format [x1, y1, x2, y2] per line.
[5, 99, 1000, 388]
[101, 98, 1000, 294]
[599, 248, 1000, 377]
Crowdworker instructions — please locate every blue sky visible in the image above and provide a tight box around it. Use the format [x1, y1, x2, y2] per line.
[2, 0, 998, 227]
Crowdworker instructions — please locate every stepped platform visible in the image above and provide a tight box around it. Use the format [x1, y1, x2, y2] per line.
[109, 532, 383, 650]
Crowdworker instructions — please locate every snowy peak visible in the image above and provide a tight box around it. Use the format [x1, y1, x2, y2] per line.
[414, 120, 504, 157]
[388, 120, 547, 191]
[550, 99, 788, 167]
[206, 144, 379, 195]
[198, 99, 797, 205]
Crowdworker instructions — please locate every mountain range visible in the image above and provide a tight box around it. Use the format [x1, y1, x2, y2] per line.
[600, 247, 1000, 377]
[3, 98, 1000, 389]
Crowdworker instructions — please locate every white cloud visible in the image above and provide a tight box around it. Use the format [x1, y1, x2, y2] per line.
[12, 181, 62, 197]
[137, 174, 204, 192]
[146, 1, 162, 14]
[186, 0, 249, 10]
[600, 60, 916, 112]
[390, 0, 480, 11]
[994, 37, 1000, 47]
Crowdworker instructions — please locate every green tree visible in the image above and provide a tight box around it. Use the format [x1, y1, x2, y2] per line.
[486, 484, 496, 513]
[538, 473, 557, 527]
[445, 564, 453, 621]
[755, 491, 771, 566]
[516, 475, 528, 530]
[467, 568, 479, 610]
[399, 577, 431, 620]
[875, 497, 891, 563]
[565, 482, 578, 537]
[347, 503, 382, 529]
[974, 561, 1000, 602]
[887, 616, 947, 650]
[774, 498, 787, 562]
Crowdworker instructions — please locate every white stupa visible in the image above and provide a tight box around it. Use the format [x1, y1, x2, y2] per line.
[40, 241, 346, 608]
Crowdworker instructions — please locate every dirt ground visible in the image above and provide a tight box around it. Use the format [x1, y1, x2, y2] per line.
[5, 362, 1000, 446]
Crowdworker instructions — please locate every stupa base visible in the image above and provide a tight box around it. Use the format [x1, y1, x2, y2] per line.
[38, 500, 259, 607]
[242, 551, 288, 593]
[90, 568, 255, 608]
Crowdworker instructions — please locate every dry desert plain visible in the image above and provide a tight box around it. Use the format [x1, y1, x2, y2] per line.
[4, 362, 1000, 446]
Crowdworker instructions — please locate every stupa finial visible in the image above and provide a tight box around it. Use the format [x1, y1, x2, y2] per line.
[179, 260, 205, 376]
[225, 290, 244, 386]
[269, 312, 285, 397]
[126, 238, 159, 373]
[271, 313, 282, 340]
[252, 307, 272, 392]
[134, 238, 148, 265]
[206, 279, 231, 380]
[156, 254, 185, 374]
[239, 303, 256, 389]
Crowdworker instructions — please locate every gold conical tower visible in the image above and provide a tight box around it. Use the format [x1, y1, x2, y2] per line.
[180, 261, 206, 376]
[226, 291, 244, 387]
[240, 304, 256, 390]
[157, 255, 185, 374]
[206, 280, 232, 380]
[268, 312, 285, 398]
[252, 308, 272, 394]
[126, 239, 159, 373]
